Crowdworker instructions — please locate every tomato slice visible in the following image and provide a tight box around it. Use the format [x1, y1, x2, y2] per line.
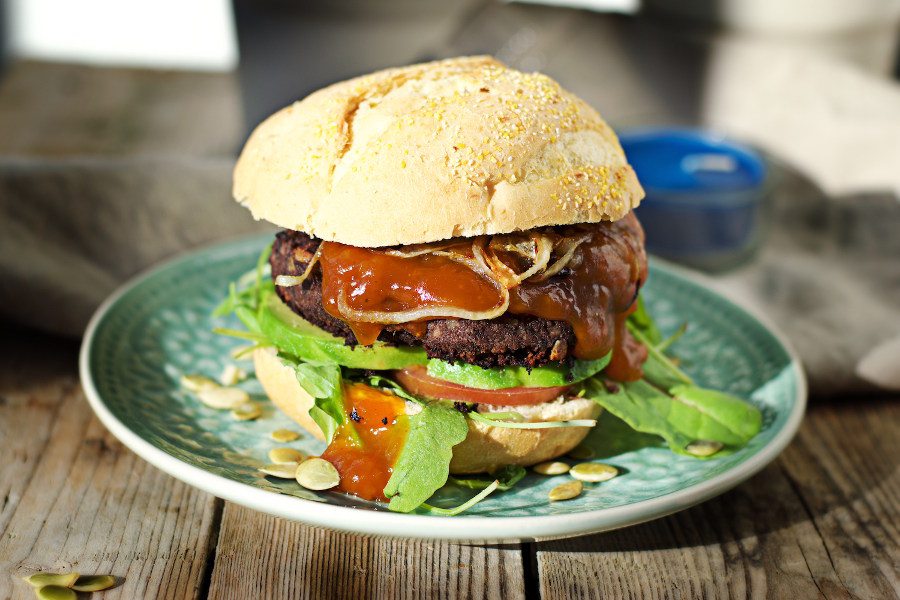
[394, 366, 570, 406]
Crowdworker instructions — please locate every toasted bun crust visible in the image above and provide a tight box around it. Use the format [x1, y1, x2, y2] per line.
[253, 348, 599, 474]
[234, 56, 643, 247]
[254, 348, 326, 441]
[449, 400, 601, 474]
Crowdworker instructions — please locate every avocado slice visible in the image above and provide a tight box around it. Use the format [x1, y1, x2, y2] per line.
[258, 290, 609, 387]
[425, 353, 611, 389]
[258, 292, 427, 369]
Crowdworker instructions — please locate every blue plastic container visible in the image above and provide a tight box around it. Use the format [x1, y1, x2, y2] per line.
[619, 128, 769, 271]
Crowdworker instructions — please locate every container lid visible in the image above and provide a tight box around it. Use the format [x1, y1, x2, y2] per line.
[619, 128, 766, 193]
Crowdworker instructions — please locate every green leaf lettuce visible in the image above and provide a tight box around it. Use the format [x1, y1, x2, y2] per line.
[383, 402, 468, 513]
[278, 354, 346, 443]
[583, 378, 761, 455]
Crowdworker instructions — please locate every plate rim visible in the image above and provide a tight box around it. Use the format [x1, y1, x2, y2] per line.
[79, 235, 807, 542]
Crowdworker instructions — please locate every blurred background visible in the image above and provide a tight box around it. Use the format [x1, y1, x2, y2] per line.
[0, 0, 898, 396]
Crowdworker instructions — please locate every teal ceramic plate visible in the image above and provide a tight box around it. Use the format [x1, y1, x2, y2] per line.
[80, 235, 806, 542]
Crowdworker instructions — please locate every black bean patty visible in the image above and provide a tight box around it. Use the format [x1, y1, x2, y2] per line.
[270, 230, 576, 368]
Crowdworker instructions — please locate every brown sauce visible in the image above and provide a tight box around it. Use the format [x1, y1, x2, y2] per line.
[509, 214, 648, 379]
[320, 382, 409, 501]
[317, 216, 648, 381]
[318, 243, 505, 345]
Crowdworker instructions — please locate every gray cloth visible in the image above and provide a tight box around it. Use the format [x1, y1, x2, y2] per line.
[708, 166, 900, 396]
[0, 157, 271, 335]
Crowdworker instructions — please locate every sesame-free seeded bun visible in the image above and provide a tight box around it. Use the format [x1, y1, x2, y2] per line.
[253, 348, 600, 474]
[234, 56, 644, 247]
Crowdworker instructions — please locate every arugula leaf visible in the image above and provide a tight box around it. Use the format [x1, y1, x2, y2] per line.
[234, 305, 262, 334]
[624, 296, 691, 390]
[584, 378, 761, 456]
[290, 361, 338, 398]
[627, 322, 693, 391]
[669, 384, 762, 446]
[585, 378, 690, 452]
[422, 480, 500, 516]
[449, 465, 526, 492]
[212, 281, 243, 317]
[384, 402, 468, 513]
[278, 355, 346, 443]
[213, 243, 273, 317]
[211, 327, 268, 343]
[657, 323, 687, 353]
[253, 241, 273, 308]
[627, 295, 663, 346]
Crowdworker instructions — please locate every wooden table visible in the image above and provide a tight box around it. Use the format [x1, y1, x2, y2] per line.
[1, 326, 897, 599]
[1, 4, 898, 597]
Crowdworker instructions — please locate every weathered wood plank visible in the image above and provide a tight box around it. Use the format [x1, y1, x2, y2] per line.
[534, 467, 834, 599]
[0, 329, 221, 600]
[206, 504, 527, 600]
[779, 400, 900, 600]
[533, 400, 899, 600]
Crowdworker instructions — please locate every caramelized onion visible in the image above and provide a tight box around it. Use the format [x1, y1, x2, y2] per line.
[336, 286, 509, 324]
[274, 246, 322, 287]
[490, 235, 536, 259]
[288, 230, 588, 293]
[472, 240, 516, 288]
[511, 234, 552, 283]
[533, 233, 591, 281]
[473, 233, 553, 288]
[384, 242, 456, 258]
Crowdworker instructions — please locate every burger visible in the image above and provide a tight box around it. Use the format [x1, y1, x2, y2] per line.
[219, 57, 761, 513]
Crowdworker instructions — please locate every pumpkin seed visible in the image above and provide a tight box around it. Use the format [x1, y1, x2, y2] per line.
[197, 387, 249, 410]
[271, 429, 300, 442]
[24, 573, 79, 588]
[258, 463, 299, 479]
[268, 447, 304, 464]
[567, 444, 595, 460]
[231, 402, 262, 421]
[570, 462, 618, 483]
[533, 461, 571, 476]
[36, 586, 76, 600]
[72, 575, 117, 592]
[296, 458, 340, 491]
[686, 440, 724, 457]
[179, 374, 218, 393]
[549, 480, 583, 501]
[219, 364, 247, 386]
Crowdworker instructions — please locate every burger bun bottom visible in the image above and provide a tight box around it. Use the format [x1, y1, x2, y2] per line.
[253, 347, 600, 474]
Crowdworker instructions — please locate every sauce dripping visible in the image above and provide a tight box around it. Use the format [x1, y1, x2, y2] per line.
[316, 216, 648, 381]
[318, 243, 505, 345]
[509, 214, 648, 380]
[320, 382, 409, 501]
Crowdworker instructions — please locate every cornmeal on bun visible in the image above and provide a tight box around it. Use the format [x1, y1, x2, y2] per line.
[234, 55, 643, 246]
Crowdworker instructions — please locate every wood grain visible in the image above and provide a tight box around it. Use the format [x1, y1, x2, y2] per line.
[0, 329, 221, 600]
[533, 400, 899, 600]
[206, 504, 527, 600]
[779, 400, 900, 599]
